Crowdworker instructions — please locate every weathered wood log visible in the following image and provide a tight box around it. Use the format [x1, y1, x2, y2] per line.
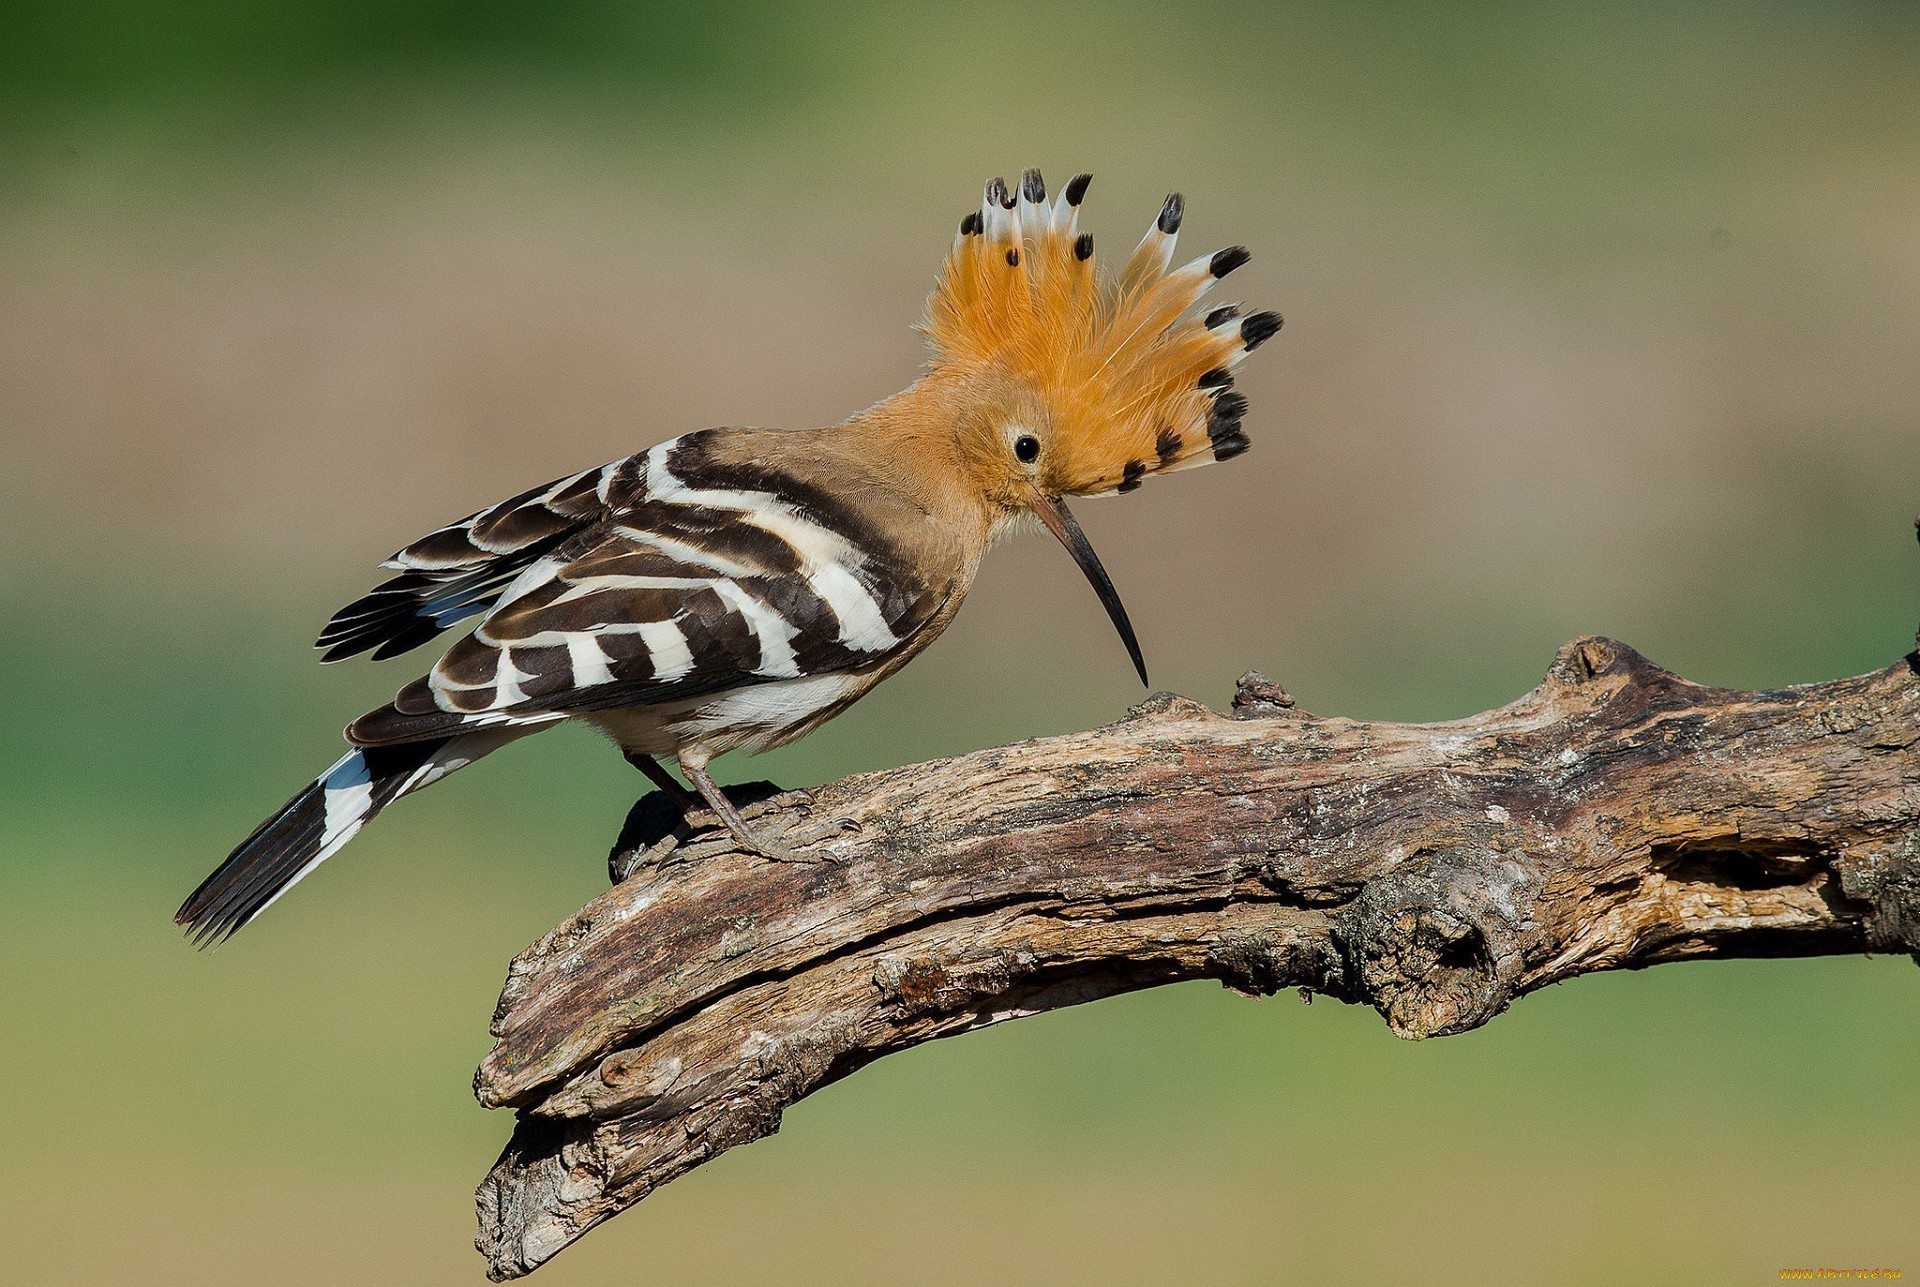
[472, 633, 1920, 1280]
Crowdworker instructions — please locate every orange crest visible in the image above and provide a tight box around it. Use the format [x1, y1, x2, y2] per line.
[924, 169, 1280, 497]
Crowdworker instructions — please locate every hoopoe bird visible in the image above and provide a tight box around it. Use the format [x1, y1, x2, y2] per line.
[176, 169, 1281, 945]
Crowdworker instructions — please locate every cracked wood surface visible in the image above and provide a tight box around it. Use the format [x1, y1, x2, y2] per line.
[472, 635, 1920, 1280]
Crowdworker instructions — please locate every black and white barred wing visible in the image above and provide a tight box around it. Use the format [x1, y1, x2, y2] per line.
[348, 439, 944, 745]
[315, 457, 640, 662]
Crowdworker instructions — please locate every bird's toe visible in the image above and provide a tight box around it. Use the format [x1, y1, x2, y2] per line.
[734, 785, 815, 821]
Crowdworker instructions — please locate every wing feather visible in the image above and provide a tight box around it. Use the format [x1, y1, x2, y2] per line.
[316, 459, 637, 663]
[346, 432, 948, 746]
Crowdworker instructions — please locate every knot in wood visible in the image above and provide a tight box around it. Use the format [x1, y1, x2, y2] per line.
[1836, 836, 1920, 962]
[1120, 691, 1216, 725]
[1331, 850, 1538, 1039]
[1232, 670, 1297, 717]
[1544, 635, 1627, 687]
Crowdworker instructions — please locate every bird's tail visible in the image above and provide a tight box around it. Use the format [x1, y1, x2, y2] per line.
[175, 729, 515, 945]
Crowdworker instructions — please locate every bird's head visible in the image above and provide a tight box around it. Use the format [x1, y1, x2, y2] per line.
[916, 168, 1283, 684]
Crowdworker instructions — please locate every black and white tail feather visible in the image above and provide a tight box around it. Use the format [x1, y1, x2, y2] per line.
[176, 466, 628, 945]
[175, 731, 525, 946]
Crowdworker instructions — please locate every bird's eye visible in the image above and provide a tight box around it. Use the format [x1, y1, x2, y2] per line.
[1013, 434, 1040, 463]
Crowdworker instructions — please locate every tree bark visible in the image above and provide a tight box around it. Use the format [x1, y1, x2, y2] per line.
[471, 634, 1920, 1280]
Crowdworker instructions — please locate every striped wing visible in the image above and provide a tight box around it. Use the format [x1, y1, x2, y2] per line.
[347, 432, 944, 745]
[316, 458, 638, 662]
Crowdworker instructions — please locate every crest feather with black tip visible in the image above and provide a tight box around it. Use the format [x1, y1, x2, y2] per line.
[925, 167, 1281, 496]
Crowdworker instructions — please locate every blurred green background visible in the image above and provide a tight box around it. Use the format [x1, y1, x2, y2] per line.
[4, 2, 1918, 1283]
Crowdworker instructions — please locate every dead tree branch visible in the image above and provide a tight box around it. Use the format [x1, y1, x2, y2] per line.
[472, 634, 1920, 1280]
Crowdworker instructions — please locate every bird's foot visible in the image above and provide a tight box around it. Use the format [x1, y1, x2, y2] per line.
[738, 813, 862, 863]
[734, 786, 815, 821]
[704, 787, 857, 863]
[609, 780, 855, 881]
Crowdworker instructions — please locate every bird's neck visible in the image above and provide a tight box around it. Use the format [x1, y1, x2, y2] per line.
[819, 371, 1005, 555]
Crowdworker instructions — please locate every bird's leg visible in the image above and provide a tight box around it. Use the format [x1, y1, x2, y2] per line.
[676, 754, 846, 863]
[623, 750, 700, 812]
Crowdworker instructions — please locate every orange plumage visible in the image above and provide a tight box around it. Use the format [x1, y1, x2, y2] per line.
[923, 170, 1278, 501]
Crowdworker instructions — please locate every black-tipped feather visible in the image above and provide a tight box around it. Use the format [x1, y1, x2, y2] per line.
[178, 781, 329, 946]
[318, 533, 574, 663]
[176, 739, 449, 945]
[1210, 390, 1250, 423]
[1240, 311, 1284, 350]
[1208, 246, 1250, 278]
[1157, 193, 1184, 235]
[1155, 426, 1182, 464]
[190, 800, 329, 946]
[1212, 432, 1252, 461]
[1207, 388, 1252, 462]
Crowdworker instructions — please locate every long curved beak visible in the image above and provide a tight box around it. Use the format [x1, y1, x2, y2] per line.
[1025, 491, 1150, 687]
